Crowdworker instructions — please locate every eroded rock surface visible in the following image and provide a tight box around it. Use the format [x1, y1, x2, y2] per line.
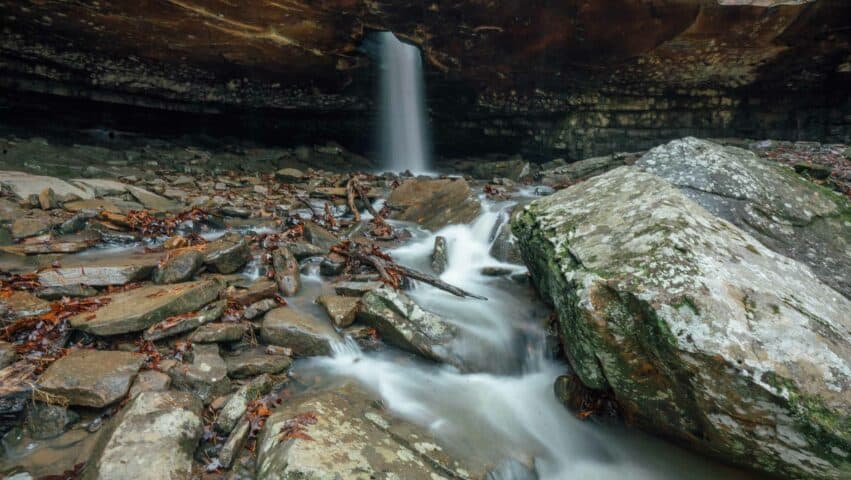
[513, 166, 851, 479]
[37, 350, 145, 408]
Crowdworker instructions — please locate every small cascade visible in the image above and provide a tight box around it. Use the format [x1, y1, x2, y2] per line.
[377, 32, 430, 173]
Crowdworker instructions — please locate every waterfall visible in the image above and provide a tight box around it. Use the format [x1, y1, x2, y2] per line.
[377, 32, 430, 173]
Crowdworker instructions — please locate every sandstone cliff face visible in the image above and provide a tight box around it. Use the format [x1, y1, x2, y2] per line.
[0, 1, 849, 158]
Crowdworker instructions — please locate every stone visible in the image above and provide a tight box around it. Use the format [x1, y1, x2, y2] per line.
[0, 341, 17, 368]
[316, 294, 359, 328]
[11, 216, 53, 240]
[229, 279, 278, 305]
[386, 178, 481, 230]
[163, 235, 187, 249]
[70, 178, 182, 212]
[431, 235, 448, 273]
[219, 419, 250, 469]
[489, 215, 524, 264]
[215, 373, 274, 433]
[38, 187, 57, 210]
[538, 152, 633, 187]
[35, 284, 98, 300]
[0, 171, 92, 202]
[0, 291, 51, 318]
[37, 349, 145, 408]
[202, 232, 251, 273]
[128, 370, 171, 399]
[358, 287, 462, 368]
[188, 322, 248, 343]
[333, 280, 383, 297]
[256, 383, 478, 480]
[38, 251, 161, 287]
[143, 299, 226, 341]
[274, 168, 305, 182]
[70, 279, 221, 336]
[26, 402, 78, 440]
[470, 158, 529, 181]
[302, 221, 339, 251]
[512, 165, 851, 480]
[271, 247, 300, 296]
[794, 162, 833, 180]
[243, 297, 278, 320]
[152, 249, 204, 284]
[58, 209, 98, 234]
[83, 391, 203, 480]
[319, 255, 345, 276]
[282, 241, 324, 260]
[167, 344, 231, 405]
[223, 347, 291, 379]
[636, 137, 851, 298]
[260, 307, 341, 357]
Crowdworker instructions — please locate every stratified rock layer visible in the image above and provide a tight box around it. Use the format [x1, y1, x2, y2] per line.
[513, 166, 850, 480]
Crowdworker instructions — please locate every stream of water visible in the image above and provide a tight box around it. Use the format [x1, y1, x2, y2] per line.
[294, 194, 753, 480]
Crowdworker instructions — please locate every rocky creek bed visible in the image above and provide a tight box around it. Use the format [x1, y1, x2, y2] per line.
[0, 135, 848, 480]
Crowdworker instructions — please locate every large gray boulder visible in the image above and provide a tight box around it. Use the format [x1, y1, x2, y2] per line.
[636, 137, 850, 298]
[512, 166, 850, 480]
[255, 383, 481, 480]
[82, 391, 203, 480]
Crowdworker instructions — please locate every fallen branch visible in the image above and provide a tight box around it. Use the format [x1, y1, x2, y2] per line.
[333, 243, 487, 300]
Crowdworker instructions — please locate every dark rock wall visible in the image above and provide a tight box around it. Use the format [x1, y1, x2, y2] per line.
[0, 1, 848, 160]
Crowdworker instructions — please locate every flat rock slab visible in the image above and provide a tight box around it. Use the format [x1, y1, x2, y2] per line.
[216, 373, 273, 433]
[223, 347, 292, 379]
[386, 178, 481, 230]
[202, 233, 251, 274]
[316, 294, 359, 328]
[37, 251, 163, 287]
[1, 290, 52, 318]
[256, 383, 481, 480]
[70, 178, 183, 212]
[333, 280, 383, 297]
[84, 391, 203, 480]
[358, 286, 463, 368]
[0, 171, 92, 201]
[168, 344, 231, 405]
[261, 307, 341, 357]
[69, 279, 221, 335]
[188, 321, 248, 343]
[143, 299, 226, 341]
[37, 349, 145, 408]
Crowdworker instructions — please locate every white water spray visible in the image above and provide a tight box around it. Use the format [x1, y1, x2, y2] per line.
[377, 32, 430, 173]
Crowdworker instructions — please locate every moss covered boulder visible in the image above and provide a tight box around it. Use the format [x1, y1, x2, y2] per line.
[512, 166, 850, 480]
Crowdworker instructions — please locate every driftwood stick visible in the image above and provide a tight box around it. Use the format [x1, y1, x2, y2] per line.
[350, 251, 487, 301]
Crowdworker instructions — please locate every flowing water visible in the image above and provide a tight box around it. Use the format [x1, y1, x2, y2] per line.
[377, 32, 431, 174]
[295, 193, 755, 480]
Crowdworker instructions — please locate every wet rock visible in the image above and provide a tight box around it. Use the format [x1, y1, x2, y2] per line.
[243, 298, 277, 320]
[229, 279, 277, 305]
[35, 284, 98, 300]
[128, 370, 171, 399]
[272, 247, 300, 296]
[216, 373, 274, 433]
[202, 232, 250, 273]
[302, 221, 339, 251]
[38, 187, 57, 210]
[168, 344, 231, 405]
[637, 137, 851, 298]
[274, 168, 305, 182]
[0, 171, 91, 202]
[219, 419, 250, 469]
[163, 235, 187, 249]
[481, 266, 514, 277]
[143, 299, 226, 341]
[319, 255, 345, 277]
[152, 249, 204, 284]
[221, 206, 250, 218]
[188, 322, 248, 343]
[38, 251, 161, 287]
[282, 241, 324, 260]
[84, 391, 203, 480]
[37, 349, 145, 408]
[11, 216, 53, 239]
[316, 294, 359, 328]
[538, 152, 634, 187]
[358, 287, 462, 368]
[0, 291, 51, 318]
[256, 383, 478, 480]
[386, 178, 481, 230]
[71, 178, 182, 212]
[489, 217, 523, 265]
[0, 341, 17, 368]
[471, 157, 530, 181]
[58, 209, 98, 235]
[70, 279, 221, 336]
[25, 402, 78, 440]
[261, 307, 341, 357]
[223, 348, 292, 379]
[512, 165, 851, 480]
[431, 235, 449, 274]
[333, 280, 383, 297]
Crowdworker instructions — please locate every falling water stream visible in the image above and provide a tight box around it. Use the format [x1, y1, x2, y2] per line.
[377, 32, 431, 174]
